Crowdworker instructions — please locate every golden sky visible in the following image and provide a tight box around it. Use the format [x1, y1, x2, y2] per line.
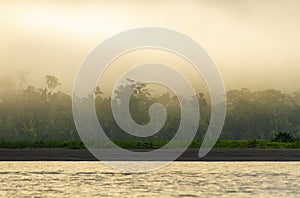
[1, 0, 300, 94]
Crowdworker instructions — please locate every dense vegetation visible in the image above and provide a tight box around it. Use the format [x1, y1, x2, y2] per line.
[0, 75, 300, 148]
[0, 139, 299, 149]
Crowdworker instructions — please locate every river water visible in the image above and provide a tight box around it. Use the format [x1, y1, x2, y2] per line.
[0, 162, 299, 197]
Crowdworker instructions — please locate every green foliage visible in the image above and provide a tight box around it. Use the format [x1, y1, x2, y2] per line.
[272, 132, 295, 142]
[1, 76, 300, 146]
[213, 139, 298, 149]
[0, 139, 85, 149]
[0, 139, 299, 149]
[0, 76, 77, 141]
[222, 88, 300, 140]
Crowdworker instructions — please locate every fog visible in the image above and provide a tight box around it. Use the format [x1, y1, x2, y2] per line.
[1, 0, 300, 94]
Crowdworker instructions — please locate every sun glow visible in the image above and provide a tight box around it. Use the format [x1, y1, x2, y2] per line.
[26, 11, 122, 36]
[1, 3, 127, 38]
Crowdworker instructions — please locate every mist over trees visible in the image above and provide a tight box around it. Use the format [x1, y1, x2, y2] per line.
[0, 76, 299, 142]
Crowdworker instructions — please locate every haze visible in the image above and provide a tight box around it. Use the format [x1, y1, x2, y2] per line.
[1, 0, 300, 94]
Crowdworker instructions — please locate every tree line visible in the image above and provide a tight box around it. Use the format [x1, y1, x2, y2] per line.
[0, 76, 299, 142]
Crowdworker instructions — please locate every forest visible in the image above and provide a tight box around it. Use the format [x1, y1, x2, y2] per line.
[0, 75, 300, 147]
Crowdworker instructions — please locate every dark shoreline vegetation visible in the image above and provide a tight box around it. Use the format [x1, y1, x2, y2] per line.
[0, 139, 299, 149]
[1, 75, 300, 149]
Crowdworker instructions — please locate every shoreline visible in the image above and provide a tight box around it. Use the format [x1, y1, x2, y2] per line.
[0, 148, 299, 161]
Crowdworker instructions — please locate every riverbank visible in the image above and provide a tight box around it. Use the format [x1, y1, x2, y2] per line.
[0, 139, 300, 149]
[0, 148, 299, 161]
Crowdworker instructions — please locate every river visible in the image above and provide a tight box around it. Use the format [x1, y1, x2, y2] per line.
[0, 162, 299, 197]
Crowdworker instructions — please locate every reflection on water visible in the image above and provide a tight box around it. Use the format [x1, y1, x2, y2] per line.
[0, 162, 299, 197]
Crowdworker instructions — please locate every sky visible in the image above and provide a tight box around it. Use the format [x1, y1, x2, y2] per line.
[1, 0, 300, 94]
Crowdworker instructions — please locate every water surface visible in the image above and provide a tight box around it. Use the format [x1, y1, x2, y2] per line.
[0, 162, 299, 197]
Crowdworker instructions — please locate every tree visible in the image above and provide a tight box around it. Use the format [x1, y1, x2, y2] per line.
[272, 132, 295, 142]
[45, 75, 61, 92]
